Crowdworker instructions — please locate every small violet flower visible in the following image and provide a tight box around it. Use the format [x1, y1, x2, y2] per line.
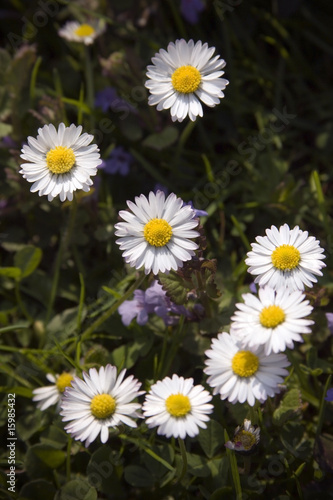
[325, 388, 333, 402]
[180, 0, 205, 24]
[183, 201, 208, 218]
[95, 87, 136, 115]
[118, 280, 189, 326]
[100, 147, 132, 176]
[325, 313, 333, 334]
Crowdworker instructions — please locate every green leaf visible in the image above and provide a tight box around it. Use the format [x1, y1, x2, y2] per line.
[0, 385, 32, 397]
[143, 443, 175, 478]
[25, 444, 66, 479]
[46, 306, 84, 344]
[19, 479, 56, 500]
[40, 425, 69, 449]
[14, 245, 42, 280]
[0, 122, 13, 138]
[198, 419, 224, 458]
[124, 465, 156, 488]
[158, 271, 192, 305]
[54, 479, 97, 500]
[186, 453, 211, 477]
[143, 126, 179, 151]
[109, 334, 153, 369]
[0, 267, 21, 279]
[87, 446, 114, 493]
[31, 445, 66, 468]
[273, 388, 302, 425]
[0, 48, 11, 82]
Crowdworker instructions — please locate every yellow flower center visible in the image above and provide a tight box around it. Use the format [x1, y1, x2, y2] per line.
[234, 430, 257, 450]
[143, 218, 173, 247]
[56, 372, 74, 393]
[171, 65, 201, 94]
[165, 393, 191, 417]
[74, 23, 95, 37]
[259, 305, 285, 328]
[46, 146, 76, 174]
[90, 393, 116, 419]
[271, 244, 301, 271]
[232, 351, 259, 378]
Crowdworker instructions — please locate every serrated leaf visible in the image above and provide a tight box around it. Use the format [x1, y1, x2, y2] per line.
[143, 126, 178, 151]
[158, 271, 192, 305]
[273, 388, 302, 426]
[14, 245, 42, 280]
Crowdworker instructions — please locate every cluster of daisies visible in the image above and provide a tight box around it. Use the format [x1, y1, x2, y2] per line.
[23, 18, 329, 450]
[32, 221, 326, 446]
[19, 35, 229, 202]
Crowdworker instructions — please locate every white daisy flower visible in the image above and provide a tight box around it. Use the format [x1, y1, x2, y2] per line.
[142, 374, 213, 439]
[60, 364, 144, 447]
[145, 39, 229, 122]
[58, 20, 106, 45]
[245, 224, 326, 291]
[225, 419, 260, 453]
[230, 286, 314, 355]
[20, 123, 102, 202]
[114, 190, 199, 275]
[32, 372, 74, 411]
[204, 332, 290, 406]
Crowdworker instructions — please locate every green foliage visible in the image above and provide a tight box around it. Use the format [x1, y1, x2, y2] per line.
[0, 0, 332, 499]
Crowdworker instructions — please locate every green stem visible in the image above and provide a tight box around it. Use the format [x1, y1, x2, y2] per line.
[66, 437, 72, 482]
[315, 373, 332, 441]
[15, 281, 34, 324]
[84, 45, 95, 129]
[159, 315, 186, 379]
[177, 438, 188, 483]
[80, 273, 146, 341]
[46, 198, 78, 324]
[224, 429, 242, 499]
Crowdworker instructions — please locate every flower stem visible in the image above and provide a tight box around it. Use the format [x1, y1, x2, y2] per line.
[177, 438, 188, 483]
[80, 273, 146, 341]
[46, 197, 78, 324]
[84, 45, 95, 130]
[15, 281, 34, 324]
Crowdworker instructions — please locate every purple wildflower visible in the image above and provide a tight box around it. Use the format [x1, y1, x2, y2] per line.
[95, 87, 136, 115]
[118, 280, 190, 327]
[100, 147, 132, 176]
[325, 388, 333, 402]
[180, 0, 205, 24]
[325, 313, 333, 334]
[183, 201, 208, 217]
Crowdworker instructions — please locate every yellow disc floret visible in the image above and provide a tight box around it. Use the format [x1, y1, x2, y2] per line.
[75, 24, 95, 37]
[234, 430, 257, 450]
[143, 218, 173, 247]
[165, 393, 191, 417]
[90, 393, 116, 419]
[56, 372, 74, 393]
[46, 146, 76, 174]
[271, 244, 301, 271]
[171, 65, 201, 94]
[259, 305, 285, 328]
[232, 351, 259, 378]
